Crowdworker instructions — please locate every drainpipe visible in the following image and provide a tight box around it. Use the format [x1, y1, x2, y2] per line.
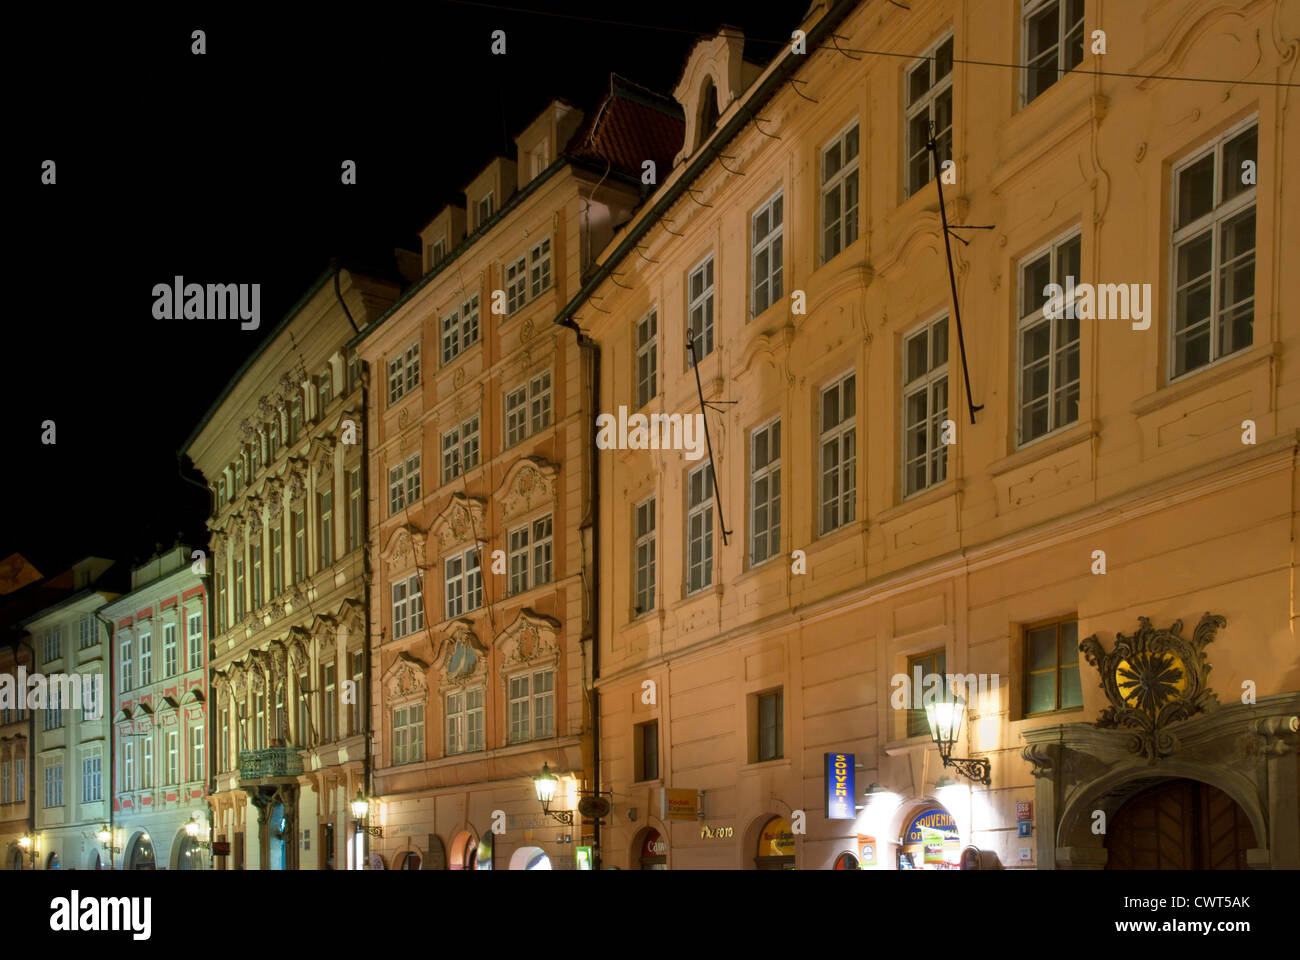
[560, 318, 601, 870]
[177, 455, 217, 867]
[93, 613, 114, 869]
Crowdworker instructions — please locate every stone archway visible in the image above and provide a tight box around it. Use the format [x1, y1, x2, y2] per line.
[1103, 778, 1256, 869]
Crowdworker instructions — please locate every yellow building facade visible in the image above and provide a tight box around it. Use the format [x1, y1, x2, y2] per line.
[575, 0, 1299, 869]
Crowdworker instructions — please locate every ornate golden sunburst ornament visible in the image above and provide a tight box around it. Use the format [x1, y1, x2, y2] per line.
[1080, 613, 1224, 763]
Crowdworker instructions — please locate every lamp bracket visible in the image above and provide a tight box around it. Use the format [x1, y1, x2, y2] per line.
[943, 756, 991, 786]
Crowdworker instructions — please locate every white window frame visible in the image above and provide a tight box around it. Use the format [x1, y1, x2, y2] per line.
[633, 497, 656, 616]
[529, 237, 552, 299]
[163, 623, 178, 678]
[477, 191, 495, 228]
[143, 735, 152, 788]
[388, 454, 421, 515]
[508, 514, 554, 596]
[391, 573, 423, 640]
[441, 293, 481, 365]
[167, 730, 178, 785]
[120, 636, 133, 692]
[1021, 0, 1086, 107]
[1168, 117, 1258, 383]
[819, 372, 857, 535]
[904, 33, 954, 198]
[319, 487, 333, 568]
[1016, 230, 1082, 446]
[348, 467, 363, 552]
[189, 724, 204, 782]
[902, 314, 951, 496]
[635, 309, 658, 409]
[821, 120, 860, 264]
[686, 461, 714, 595]
[749, 418, 782, 566]
[388, 339, 420, 406]
[441, 413, 482, 484]
[505, 371, 552, 446]
[187, 612, 203, 671]
[687, 254, 715, 367]
[392, 702, 425, 765]
[505, 255, 527, 314]
[444, 547, 483, 619]
[507, 668, 555, 743]
[750, 190, 784, 319]
[82, 753, 101, 803]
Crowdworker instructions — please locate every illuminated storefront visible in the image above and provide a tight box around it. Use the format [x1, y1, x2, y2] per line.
[898, 808, 960, 870]
[755, 816, 795, 870]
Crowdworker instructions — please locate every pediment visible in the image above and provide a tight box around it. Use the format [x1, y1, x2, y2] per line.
[496, 608, 562, 678]
[383, 651, 429, 705]
[496, 457, 559, 523]
[382, 523, 427, 573]
[430, 494, 487, 555]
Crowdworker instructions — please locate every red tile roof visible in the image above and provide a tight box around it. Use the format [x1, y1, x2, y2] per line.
[566, 77, 684, 179]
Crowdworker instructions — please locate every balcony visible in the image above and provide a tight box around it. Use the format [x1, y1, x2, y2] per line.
[238, 746, 303, 781]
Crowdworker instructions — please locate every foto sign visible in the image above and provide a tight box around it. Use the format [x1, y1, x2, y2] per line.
[824, 752, 855, 820]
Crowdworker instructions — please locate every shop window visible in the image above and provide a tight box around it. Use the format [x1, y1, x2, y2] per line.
[755, 816, 795, 869]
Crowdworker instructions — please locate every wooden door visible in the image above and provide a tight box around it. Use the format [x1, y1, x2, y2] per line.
[1105, 779, 1254, 869]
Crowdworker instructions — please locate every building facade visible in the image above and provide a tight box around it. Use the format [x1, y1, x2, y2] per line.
[576, 0, 1299, 869]
[354, 92, 681, 870]
[18, 558, 118, 870]
[104, 546, 210, 870]
[185, 266, 402, 869]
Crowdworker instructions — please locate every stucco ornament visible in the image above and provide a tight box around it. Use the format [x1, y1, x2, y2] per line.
[497, 458, 558, 522]
[431, 495, 486, 553]
[497, 610, 561, 677]
[1080, 613, 1224, 763]
[386, 654, 429, 704]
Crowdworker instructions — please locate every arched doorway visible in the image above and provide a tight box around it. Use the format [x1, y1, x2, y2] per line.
[898, 805, 959, 869]
[754, 816, 795, 870]
[125, 833, 155, 870]
[508, 845, 552, 870]
[449, 830, 476, 870]
[1105, 779, 1256, 869]
[175, 835, 205, 870]
[398, 850, 422, 870]
[633, 827, 667, 870]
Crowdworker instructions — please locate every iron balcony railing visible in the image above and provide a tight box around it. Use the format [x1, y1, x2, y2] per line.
[238, 746, 303, 780]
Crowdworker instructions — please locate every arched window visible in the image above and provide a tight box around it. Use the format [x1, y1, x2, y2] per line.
[698, 77, 720, 142]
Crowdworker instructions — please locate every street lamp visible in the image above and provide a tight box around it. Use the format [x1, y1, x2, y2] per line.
[97, 824, 112, 845]
[924, 694, 990, 785]
[532, 763, 573, 825]
[18, 833, 37, 869]
[351, 789, 383, 838]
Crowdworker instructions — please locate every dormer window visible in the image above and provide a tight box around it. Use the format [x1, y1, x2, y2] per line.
[698, 77, 720, 142]
[529, 142, 549, 179]
[430, 238, 446, 269]
[477, 193, 495, 229]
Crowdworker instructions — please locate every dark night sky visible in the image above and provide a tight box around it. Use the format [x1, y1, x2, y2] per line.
[6, 2, 805, 576]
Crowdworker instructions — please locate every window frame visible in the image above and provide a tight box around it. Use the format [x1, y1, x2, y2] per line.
[633, 496, 656, 617]
[635, 308, 658, 409]
[1020, 0, 1086, 107]
[1023, 617, 1084, 716]
[444, 547, 483, 620]
[755, 688, 784, 763]
[904, 33, 954, 198]
[685, 461, 714, 596]
[388, 339, 421, 407]
[749, 418, 782, 567]
[820, 120, 861, 264]
[901, 314, 951, 497]
[818, 371, 858, 535]
[750, 190, 784, 319]
[686, 254, 716, 368]
[1016, 229, 1083, 447]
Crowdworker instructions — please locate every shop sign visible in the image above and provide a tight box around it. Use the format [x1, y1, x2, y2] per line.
[760, 817, 795, 856]
[824, 752, 855, 820]
[1017, 822, 1032, 838]
[904, 809, 957, 844]
[857, 834, 876, 867]
[922, 827, 946, 864]
[642, 832, 667, 856]
[700, 824, 734, 839]
[1016, 800, 1032, 822]
[661, 787, 699, 821]
[211, 841, 231, 856]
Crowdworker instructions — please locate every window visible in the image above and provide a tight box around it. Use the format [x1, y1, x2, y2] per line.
[430, 238, 446, 268]
[293, 508, 306, 583]
[234, 461, 243, 495]
[217, 479, 227, 512]
[82, 676, 99, 720]
[751, 191, 784, 318]
[530, 141, 549, 178]
[441, 294, 480, 365]
[388, 340, 421, 406]
[687, 255, 715, 366]
[238, 706, 248, 751]
[906, 649, 946, 737]
[140, 632, 152, 686]
[757, 689, 784, 762]
[268, 417, 280, 460]
[14, 758, 23, 802]
[1170, 121, 1258, 380]
[686, 462, 714, 594]
[506, 371, 552, 446]
[323, 663, 336, 743]
[251, 540, 264, 608]
[348, 468, 363, 552]
[633, 497, 656, 616]
[163, 623, 177, 678]
[44, 707, 63, 731]
[167, 730, 178, 785]
[508, 515, 553, 595]
[275, 682, 286, 741]
[1022, 0, 1085, 105]
[297, 673, 310, 747]
[635, 720, 659, 782]
[43, 629, 61, 664]
[903, 315, 950, 495]
[120, 636, 133, 692]
[189, 725, 204, 782]
[819, 373, 857, 534]
[905, 34, 954, 197]
[250, 436, 261, 476]
[45, 763, 63, 808]
[747, 419, 783, 565]
[78, 617, 96, 650]
[290, 397, 303, 444]
[635, 310, 658, 409]
[388, 455, 421, 515]
[0, 761, 9, 804]
[350, 650, 364, 736]
[508, 669, 554, 743]
[444, 548, 483, 619]
[529, 237, 552, 299]
[220, 711, 229, 772]
[187, 613, 203, 671]
[255, 692, 265, 750]
[271, 525, 284, 596]
[391, 573, 424, 640]
[392, 703, 425, 765]
[123, 743, 135, 792]
[216, 572, 226, 634]
[1025, 619, 1082, 714]
[446, 688, 484, 755]
[821, 122, 860, 262]
[1018, 232, 1081, 444]
[319, 369, 333, 410]
[235, 556, 246, 620]
[441, 414, 481, 483]
[477, 191, 495, 228]
[319, 489, 333, 568]
[142, 736, 153, 788]
[506, 255, 527, 314]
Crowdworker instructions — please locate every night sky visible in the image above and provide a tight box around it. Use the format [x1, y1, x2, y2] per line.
[7, 2, 804, 576]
